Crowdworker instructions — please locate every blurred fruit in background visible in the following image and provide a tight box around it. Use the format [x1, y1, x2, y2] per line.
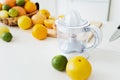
[44, 19, 55, 29]
[16, 0, 25, 6]
[32, 24, 47, 40]
[38, 9, 50, 19]
[58, 15, 64, 19]
[49, 16, 56, 20]
[31, 13, 46, 25]
[12, 6, 26, 16]
[24, 0, 30, 2]
[8, 8, 18, 17]
[0, 10, 9, 18]
[18, 15, 32, 30]
[2, 4, 10, 11]
[24, 1, 37, 13]
[0, 3, 2, 10]
[0, 26, 9, 37]
[4, 0, 16, 7]
[66, 56, 92, 80]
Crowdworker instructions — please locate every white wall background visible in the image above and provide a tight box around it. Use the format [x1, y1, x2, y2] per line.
[109, 0, 120, 23]
[56, 0, 110, 22]
[31, 0, 56, 16]
[0, 0, 120, 23]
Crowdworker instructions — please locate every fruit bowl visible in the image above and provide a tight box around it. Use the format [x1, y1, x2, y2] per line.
[0, 1, 57, 38]
[0, 2, 39, 26]
[0, 10, 38, 26]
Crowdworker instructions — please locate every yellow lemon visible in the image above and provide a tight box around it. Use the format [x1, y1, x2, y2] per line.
[0, 26, 9, 37]
[44, 19, 55, 29]
[38, 9, 50, 18]
[66, 56, 92, 80]
[32, 24, 47, 40]
[18, 16, 32, 30]
[0, 10, 9, 18]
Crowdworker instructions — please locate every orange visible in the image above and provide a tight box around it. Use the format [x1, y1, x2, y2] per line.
[32, 24, 47, 40]
[44, 19, 55, 29]
[18, 16, 32, 30]
[0, 3, 3, 10]
[24, 1, 37, 13]
[12, 6, 26, 16]
[31, 13, 46, 25]
[66, 56, 92, 80]
[4, 0, 16, 7]
[38, 9, 50, 18]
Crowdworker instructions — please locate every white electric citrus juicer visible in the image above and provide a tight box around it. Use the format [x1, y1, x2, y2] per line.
[55, 10, 102, 55]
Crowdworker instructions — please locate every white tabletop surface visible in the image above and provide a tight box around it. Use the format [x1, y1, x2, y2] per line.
[0, 22, 120, 80]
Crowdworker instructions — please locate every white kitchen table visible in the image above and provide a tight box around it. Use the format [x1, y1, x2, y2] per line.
[0, 22, 120, 80]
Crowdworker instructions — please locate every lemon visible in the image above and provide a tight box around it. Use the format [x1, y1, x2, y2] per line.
[51, 55, 68, 71]
[0, 10, 9, 18]
[8, 8, 18, 17]
[18, 15, 32, 30]
[38, 9, 50, 18]
[66, 56, 92, 80]
[0, 26, 9, 37]
[32, 24, 47, 40]
[44, 19, 55, 29]
[1, 32, 13, 42]
[16, 0, 25, 6]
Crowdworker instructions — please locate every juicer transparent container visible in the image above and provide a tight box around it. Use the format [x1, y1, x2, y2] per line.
[55, 15, 102, 54]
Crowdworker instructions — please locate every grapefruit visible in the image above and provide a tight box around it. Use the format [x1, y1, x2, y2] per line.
[31, 13, 46, 25]
[12, 6, 26, 16]
[4, 0, 16, 7]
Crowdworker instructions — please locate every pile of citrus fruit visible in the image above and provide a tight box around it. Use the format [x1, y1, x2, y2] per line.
[0, 0, 56, 40]
[0, 0, 37, 18]
[17, 8, 56, 40]
[51, 55, 92, 80]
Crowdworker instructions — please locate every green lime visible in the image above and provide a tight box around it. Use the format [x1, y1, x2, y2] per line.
[16, 0, 25, 6]
[8, 8, 18, 17]
[2, 4, 10, 11]
[0, 26, 9, 37]
[1, 32, 13, 42]
[51, 55, 68, 71]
